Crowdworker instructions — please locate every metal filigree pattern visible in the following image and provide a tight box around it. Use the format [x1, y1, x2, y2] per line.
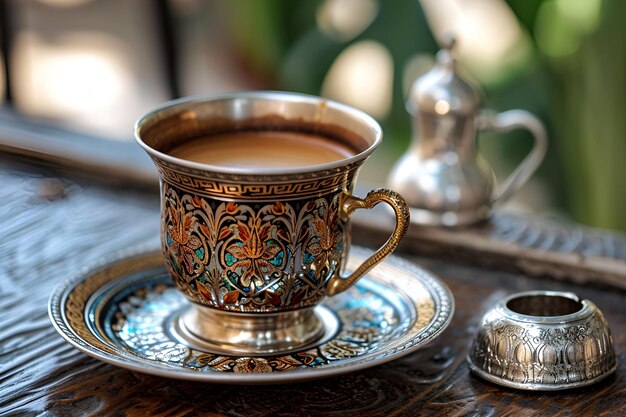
[469, 298, 617, 389]
[162, 183, 346, 312]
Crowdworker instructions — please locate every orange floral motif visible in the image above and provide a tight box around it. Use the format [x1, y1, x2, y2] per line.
[223, 290, 239, 304]
[166, 206, 203, 275]
[307, 207, 339, 273]
[271, 201, 285, 215]
[196, 280, 213, 302]
[227, 219, 281, 290]
[225, 201, 239, 214]
[191, 195, 203, 208]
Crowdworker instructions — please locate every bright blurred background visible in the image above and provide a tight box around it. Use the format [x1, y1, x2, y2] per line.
[1, 0, 625, 232]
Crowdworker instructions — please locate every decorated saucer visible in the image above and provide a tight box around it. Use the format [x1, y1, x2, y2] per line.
[49, 246, 454, 384]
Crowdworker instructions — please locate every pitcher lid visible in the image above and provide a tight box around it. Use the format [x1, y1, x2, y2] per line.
[406, 33, 482, 116]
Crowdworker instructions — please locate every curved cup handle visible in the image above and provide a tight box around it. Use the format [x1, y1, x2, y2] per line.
[326, 189, 410, 297]
[477, 109, 548, 204]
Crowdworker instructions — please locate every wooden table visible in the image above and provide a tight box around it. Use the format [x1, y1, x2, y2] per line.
[1, 161, 624, 416]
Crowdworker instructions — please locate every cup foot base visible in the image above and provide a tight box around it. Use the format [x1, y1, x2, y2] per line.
[170, 304, 339, 356]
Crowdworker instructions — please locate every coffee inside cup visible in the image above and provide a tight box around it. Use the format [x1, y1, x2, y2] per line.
[168, 130, 357, 169]
[139, 108, 371, 171]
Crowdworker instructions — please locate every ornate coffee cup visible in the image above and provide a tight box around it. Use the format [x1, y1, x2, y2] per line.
[135, 91, 410, 354]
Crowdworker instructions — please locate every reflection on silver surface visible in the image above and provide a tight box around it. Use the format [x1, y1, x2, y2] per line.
[389, 36, 546, 226]
[468, 290, 617, 390]
[173, 304, 337, 356]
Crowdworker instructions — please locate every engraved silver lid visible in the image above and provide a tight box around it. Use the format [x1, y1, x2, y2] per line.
[467, 290, 617, 390]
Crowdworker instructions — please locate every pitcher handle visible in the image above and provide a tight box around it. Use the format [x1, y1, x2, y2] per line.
[477, 110, 548, 205]
[326, 189, 410, 297]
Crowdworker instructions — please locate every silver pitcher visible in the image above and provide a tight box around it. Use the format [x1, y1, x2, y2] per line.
[388, 36, 547, 227]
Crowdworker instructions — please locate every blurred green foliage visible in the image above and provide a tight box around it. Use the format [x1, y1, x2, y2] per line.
[225, 0, 626, 232]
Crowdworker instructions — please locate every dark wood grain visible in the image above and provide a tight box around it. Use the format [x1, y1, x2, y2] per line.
[0, 162, 625, 416]
[0, 110, 156, 187]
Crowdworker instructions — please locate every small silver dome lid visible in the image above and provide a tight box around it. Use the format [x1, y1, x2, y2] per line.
[406, 34, 482, 116]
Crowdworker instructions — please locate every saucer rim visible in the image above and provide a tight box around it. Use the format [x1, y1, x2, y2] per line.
[49, 246, 454, 384]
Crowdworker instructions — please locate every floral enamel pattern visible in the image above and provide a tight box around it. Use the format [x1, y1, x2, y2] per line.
[113, 278, 399, 373]
[162, 183, 345, 312]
